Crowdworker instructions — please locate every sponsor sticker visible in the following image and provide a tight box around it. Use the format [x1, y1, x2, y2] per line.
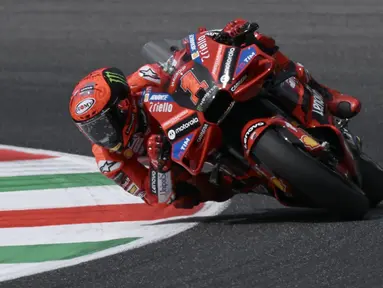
[79, 83, 95, 96]
[219, 47, 239, 84]
[75, 98, 95, 115]
[300, 135, 320, 150]
[167, 113, 200, 141]
[196, 124, 209, 143]
[104, 71, 127, 86]
[212, 45, 225, 77]
[243, 122, 265, 150]
[162, 110, 189, 128]
[172, 133, 194, 160]
[191, 51, 200, 60]
[235, 47, 257, 76]
[197, 85, 219, 111]
[157, 171, 173, 203]
[189, 34, 197, 51]
[197, 34, 210, 63]
[230, 74, 248, 92]
[170, 65, 187, 87]
[188, 34, 200, 62]
[150, 169, 158, 195]
[285, 121, 298, 132]
[149, 102, 173, 113]
[271, 177, 287, 193]
[285, 77, 298, 89]
[148, 93, 172, 101]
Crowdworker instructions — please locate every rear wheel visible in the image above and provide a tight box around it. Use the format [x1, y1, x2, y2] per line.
[358, 153, 383, 208]
[251, 128, 369, 220]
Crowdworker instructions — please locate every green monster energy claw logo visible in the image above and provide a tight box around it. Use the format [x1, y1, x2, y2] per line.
[105, 71, 128, 86]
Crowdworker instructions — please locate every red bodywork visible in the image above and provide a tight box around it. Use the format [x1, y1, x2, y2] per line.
[142, 31, 358, 200]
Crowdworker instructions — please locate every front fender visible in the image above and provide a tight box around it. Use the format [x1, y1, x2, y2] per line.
[241, 116, 325, 157]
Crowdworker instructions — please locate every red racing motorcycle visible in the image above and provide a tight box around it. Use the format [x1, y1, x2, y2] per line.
[140, 27, 383, 220]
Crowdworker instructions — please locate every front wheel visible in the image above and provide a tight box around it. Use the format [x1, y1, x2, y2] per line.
[251, 128, 369, 220]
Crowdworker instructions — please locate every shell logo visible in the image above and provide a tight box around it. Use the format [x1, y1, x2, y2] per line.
[300, 135, 320, 150]
[271, 177, 287, 192]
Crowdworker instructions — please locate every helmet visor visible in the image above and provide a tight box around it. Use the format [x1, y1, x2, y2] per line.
[75, 108, 122, 150]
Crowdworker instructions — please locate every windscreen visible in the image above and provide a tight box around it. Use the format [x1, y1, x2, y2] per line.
[141, 38, 185, 68]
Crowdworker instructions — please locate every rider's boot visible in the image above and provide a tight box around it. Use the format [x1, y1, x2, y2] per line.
[295, 63, 362, 119]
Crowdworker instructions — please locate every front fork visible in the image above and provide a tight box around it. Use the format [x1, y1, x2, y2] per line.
[335, 118, 362, 155]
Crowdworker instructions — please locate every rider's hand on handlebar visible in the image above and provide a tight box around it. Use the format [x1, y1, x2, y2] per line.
[147, 134, 172, 173]
[215, 20, 259, 46]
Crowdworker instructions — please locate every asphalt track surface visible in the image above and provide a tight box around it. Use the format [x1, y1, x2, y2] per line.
[1, 0, 383, 287]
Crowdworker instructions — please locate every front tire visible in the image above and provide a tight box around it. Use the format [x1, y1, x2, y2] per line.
[251, 128, 369, 220]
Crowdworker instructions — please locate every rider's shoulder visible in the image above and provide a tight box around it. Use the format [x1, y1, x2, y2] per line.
[92, 143, 112, 158]
[129, 63, 164, 86]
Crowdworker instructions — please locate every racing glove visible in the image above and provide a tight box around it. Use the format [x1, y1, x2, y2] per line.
[215, 19, 260, 46]
[222, 18, 249, 38]
[146, 134, 176, 205]
[146, 134, 204, 209]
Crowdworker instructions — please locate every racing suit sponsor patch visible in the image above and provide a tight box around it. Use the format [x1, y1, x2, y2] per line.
[126, 183, 139, 195]
[112, 171, 125, 184]
[124, 133, 145, 159]
[312, 89, 325, 116]
[112, 171, 144, 197]
[98, 160, 122, 174]
[139, 66, 161, 84]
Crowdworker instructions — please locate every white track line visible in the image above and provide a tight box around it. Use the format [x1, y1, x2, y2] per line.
[0, 185, 143, 211]
[0, 157, 99, 176]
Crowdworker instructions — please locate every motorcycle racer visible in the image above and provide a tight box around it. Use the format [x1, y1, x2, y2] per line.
[69, 18, 362, 209]
[69, 67, 234, 209]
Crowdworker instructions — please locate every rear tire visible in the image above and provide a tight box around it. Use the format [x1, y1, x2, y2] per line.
[252, 128, 369, 220]
[358, 153, 383, 208]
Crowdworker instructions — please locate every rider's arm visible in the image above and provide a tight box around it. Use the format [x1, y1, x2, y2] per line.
[92, 144, 158, 205]
[126, 63, 170, 95]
